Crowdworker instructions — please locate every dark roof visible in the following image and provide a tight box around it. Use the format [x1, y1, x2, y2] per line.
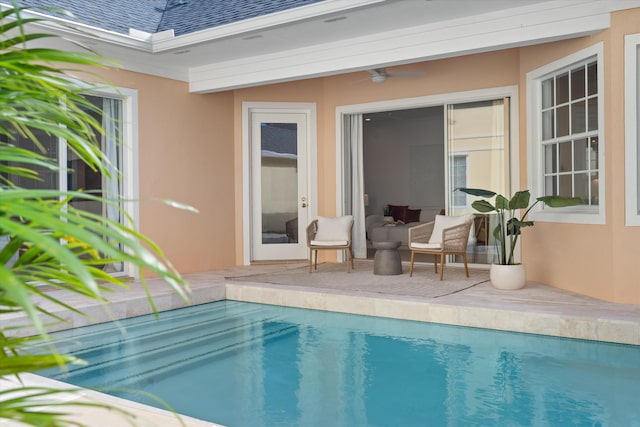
[14, 0, 325, 36]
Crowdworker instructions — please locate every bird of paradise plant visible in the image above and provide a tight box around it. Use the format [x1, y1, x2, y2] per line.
[457, 188, 581, 265]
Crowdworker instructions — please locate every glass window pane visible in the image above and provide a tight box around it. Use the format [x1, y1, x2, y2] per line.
[69, 95, 105, 215]
[574, 172, 589, 203]
[556, 105, 569, 137]
[571, 66, 586, 100]
[589, 137, 599, 170]
[542, 78, 554, 109]
[573, 138, 588, 171]
[545, 175, 557, 196]
[542, 110, 554, 140]
[559, 174, 572, 197]
[447, 99, 506, 266]
[3, 132, 58, 190]
[571, 100, 586, 134]
[556, 72, 569, 104]
[451, 156, 467, 206]
[261, 122, 298, 245]
[558, 141, 572, 173]
[590, 172, 599, 205]
[588, 97, 598, 131]
[544, 144, 557, 173]
[587, 62, 598, 95]
[77, 95, 124, 273]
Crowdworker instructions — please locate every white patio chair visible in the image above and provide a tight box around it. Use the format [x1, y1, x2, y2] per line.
[306, 215, 354, 273]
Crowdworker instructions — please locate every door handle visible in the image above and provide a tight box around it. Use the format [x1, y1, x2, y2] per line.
[301, 196, 307, 208]
[301, 202, 307, 208]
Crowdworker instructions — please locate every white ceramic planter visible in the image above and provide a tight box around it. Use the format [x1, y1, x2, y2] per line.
[489, 263, 526, 290]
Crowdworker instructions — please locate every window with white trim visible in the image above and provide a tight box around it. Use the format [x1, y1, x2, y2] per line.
[528, 44, 604, 224]
[1, 88, 138, 274]
[451, 154, 468, 207]
[625, 34, 640, 226]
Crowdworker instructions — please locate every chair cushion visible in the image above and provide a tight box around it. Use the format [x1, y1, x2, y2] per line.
[428, 214, 473, 244]
[410, 242, 441, 250]
[314, 215, 353, 241]
[311, 240, 349, 246]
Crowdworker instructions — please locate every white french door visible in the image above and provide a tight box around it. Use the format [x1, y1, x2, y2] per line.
[249, 111, 310, 261]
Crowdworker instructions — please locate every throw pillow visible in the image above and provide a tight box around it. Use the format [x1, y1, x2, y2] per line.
[388, 204, 408, 222]
[428, 214, 473, 244]
[315, 215, 353, 241]
[405, 208, 422, 223]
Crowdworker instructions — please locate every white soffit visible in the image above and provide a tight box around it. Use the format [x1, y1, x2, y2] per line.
[189, 0, 617, 93]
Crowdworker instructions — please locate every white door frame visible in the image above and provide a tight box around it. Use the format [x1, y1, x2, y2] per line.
[242, 102, 318, 265]
[335, 86, 519, 264]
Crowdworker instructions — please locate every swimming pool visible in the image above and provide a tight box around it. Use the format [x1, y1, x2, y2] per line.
[39, 300, 640, 426]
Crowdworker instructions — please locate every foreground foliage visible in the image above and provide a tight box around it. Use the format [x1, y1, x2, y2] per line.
[0, 5, 190, 426]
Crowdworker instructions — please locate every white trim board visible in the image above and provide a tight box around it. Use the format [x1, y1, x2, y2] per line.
[625, 33, 640, 226]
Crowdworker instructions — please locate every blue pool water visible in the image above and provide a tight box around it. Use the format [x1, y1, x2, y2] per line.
[39, 300, 639, 427]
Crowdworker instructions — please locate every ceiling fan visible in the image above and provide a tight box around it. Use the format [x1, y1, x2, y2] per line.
[367, 67, 425, 83]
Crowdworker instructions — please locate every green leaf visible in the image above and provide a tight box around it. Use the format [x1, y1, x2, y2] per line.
[537, 195, 582, 207]
[509, 190, 531, 210]
[506, 218, 534, 236]
[456, 187, 496, 198]
[471, 199, 496, 212]
[495, 194, 510, 210]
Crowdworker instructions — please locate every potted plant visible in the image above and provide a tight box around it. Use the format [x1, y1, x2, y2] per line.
[457, 188, 581, 290]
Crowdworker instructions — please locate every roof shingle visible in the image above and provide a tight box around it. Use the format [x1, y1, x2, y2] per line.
[14, 0, 326, 36]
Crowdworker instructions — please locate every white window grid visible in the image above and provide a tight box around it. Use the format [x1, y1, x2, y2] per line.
[540, 59, 599, 206]
[527, 43, 605, 224]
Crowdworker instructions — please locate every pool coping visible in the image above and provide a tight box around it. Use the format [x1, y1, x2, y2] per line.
[224, 280, 640, 346]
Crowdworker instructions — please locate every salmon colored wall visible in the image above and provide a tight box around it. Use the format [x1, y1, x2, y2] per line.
[88, 9, 639, 304]
[231, 13, 640, 303]
[232, 50, 520, 264]
[609, 8, 640, 304]
[96, 69, 237, 274]
[518, 8, 640, 304]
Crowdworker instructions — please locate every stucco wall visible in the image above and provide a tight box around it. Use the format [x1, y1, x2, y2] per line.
[518, 8, 640, 304]
[230, 18, 639, 304]
[231, 49, 520, 266]
[97, 69, 237, 274]
[85, 10, 639, 304]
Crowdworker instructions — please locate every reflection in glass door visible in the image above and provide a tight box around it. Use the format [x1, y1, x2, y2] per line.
[447, 98, 509, 265]
[251, 113, 309, 261]
[261, 122, 299, 245]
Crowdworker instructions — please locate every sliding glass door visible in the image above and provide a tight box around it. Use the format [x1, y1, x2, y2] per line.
[446, 98, 510, 264]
